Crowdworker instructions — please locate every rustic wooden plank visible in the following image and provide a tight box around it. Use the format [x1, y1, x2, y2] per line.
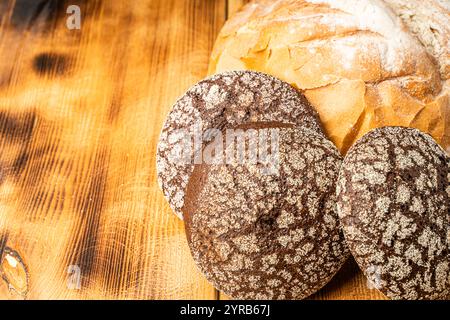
[0, 0, 225, 299]
[227, 0, 251, 18]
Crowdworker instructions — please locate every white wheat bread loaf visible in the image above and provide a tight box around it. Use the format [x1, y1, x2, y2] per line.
[209, 0, 450, 154]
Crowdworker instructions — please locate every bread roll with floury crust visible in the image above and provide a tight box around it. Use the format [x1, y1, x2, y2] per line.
[183, 123, 349, 299]
[209, 0, 450, 154]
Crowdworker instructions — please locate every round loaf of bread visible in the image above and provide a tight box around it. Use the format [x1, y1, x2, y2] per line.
[337, 126, 450, 300]
[157, 70, 324, 219]
[209, 0, 450, 154]
[183, 123, 349, 299]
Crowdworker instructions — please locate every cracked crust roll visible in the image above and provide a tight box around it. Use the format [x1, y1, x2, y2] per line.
[337, 126, 450, 300]
[157, 70, 324, 219]
[183, 123, 349, 299]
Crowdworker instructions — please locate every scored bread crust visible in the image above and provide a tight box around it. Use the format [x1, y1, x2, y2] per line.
[209, 0, 450, 154]
[384, 0, 449, 79]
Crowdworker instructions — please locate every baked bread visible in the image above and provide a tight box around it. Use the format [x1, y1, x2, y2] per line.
[209, 0, 450, 154]
[336, 126, 450, 300]
[183, 123, 349, 299]
[157, 71, 323, 219]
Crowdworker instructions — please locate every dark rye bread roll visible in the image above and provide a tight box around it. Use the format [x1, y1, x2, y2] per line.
[337, 127, 450, 300]
[183, 123, 349, 299]
[157, 71, 324, 219]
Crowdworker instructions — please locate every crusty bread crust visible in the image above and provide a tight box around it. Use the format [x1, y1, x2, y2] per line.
[384, 0, 450, 79]
[209, 0, 449, 154]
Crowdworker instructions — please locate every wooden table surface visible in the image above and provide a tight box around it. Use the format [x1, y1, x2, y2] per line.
[0, 0, 385, 300]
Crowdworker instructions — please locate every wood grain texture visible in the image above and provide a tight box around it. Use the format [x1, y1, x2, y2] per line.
[0, 0, 384, 300]
[0, 0, 224, 300]
[227, 0, 250, 18]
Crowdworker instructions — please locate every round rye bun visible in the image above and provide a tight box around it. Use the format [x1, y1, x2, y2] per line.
[183, 123, 349, 300]
[337, 126, 450, 300]
[157, 70, 324, 219]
